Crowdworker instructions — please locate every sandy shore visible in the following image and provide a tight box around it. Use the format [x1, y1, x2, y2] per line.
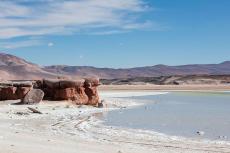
[1, 91, 230, 153]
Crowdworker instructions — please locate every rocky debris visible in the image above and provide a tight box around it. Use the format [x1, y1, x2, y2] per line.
[22, 89, 44, 104]
[28, 107, 42, 114]
[15, 112, 30, 116]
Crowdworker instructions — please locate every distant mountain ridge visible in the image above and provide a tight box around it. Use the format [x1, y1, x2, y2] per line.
[0, 53, 230, 80]
[0, 53, 57, 80]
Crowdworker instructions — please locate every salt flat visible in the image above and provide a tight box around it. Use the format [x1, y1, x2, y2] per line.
[0, 91, 230, 153]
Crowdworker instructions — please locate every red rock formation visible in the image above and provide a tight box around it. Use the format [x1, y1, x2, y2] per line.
[0, 86, 32, 100]
[0, 86, 17, 100]
[41, 78, 100, 106]
[84, 78, 100, 105]
[54, 88, 89, 105]
[0, 81, 33, 101]
[16, 87, 31, 100]
[0, 78, 100, 106]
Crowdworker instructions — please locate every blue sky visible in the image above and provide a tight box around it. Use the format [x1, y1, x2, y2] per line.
[0, 0, 230, 68]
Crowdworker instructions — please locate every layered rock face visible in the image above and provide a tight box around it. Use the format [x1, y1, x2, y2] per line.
[0, 78, 100, 106]
[36, 78, 100, 105]
[0, 82, 32, 100]
[84, 78, 100, 105]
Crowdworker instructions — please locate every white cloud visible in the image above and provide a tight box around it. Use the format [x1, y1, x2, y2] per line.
[48, 42, 54, 47]
[0, 0, 152, 39]
[0, 39, 43, 49]
[0, 1, 30, 18]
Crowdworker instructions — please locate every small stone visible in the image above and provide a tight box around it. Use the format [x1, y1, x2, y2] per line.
[28, 107, 42, 114]
[15, 112, 29, 115]
[78, 105, 83, 108]
[197, 131, 205, 136]
[219, 135, 227, 139]
[98, 102, 103, 108]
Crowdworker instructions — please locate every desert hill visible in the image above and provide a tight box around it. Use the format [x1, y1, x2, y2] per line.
[0, 53, 230, 80]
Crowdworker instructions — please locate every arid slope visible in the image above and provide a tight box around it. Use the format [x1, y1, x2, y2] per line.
[0, 53, 230, 80]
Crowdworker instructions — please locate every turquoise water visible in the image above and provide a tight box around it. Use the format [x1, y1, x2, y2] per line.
[103, 92, 230, 140]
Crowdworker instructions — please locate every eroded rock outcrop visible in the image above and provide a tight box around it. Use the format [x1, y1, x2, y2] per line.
[40, 79, 100, 105]
[84, 78, 100, 105]
[0, 78, 100, 106]
[0, 82, 33, 101]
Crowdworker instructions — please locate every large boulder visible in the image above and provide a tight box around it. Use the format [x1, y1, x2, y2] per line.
[22, 89, 44, 104]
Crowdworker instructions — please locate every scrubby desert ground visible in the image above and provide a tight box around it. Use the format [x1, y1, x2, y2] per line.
[99, 84, 230, 91]
[1, 89, 230, 153]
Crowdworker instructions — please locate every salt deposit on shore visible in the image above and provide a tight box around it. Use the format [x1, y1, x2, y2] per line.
[0, 91, 230, 153]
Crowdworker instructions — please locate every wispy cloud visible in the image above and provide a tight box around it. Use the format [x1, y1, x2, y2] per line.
[0, 39, 43, 49]
[0, 0, 152, 39]
[89, 30, 128, 35]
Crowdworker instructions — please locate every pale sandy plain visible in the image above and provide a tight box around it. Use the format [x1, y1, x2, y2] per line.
[1, 85, 230, 153]
[99, 84, 230, 91]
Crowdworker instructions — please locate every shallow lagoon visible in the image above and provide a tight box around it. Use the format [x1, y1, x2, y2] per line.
[103, 91, 230, 140]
